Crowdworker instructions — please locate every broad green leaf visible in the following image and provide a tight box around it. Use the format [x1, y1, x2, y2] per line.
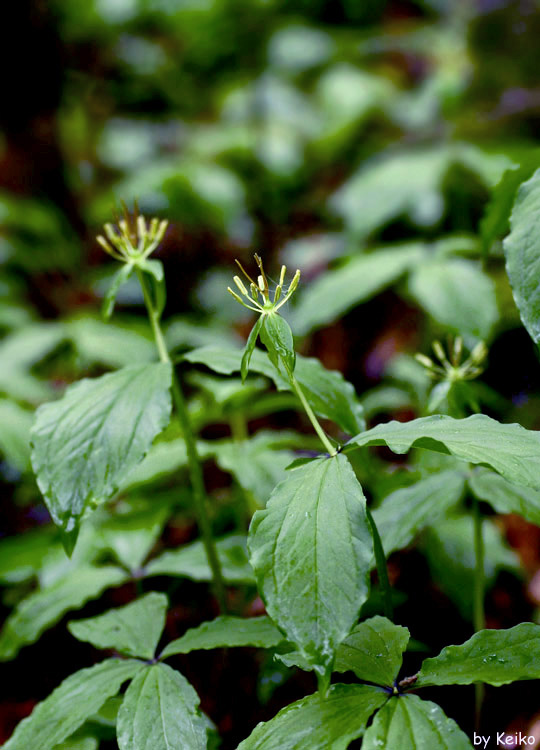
[4, 658, 144, 750]
[237, 684, 386, 750]
[422, 517, 519, 619]
[0, 398, 33, 471]
[249, 454, 372, 674]
[0, 565, 127, 660]
[241, 316, 264, 382]
[481, 163, 535, 254]
[0, 526, 58, 584]
[31, 363, 172, 544]
[53, 737, 98, 750]
[503, 167, 540, 343]
[347, 414, 540, 491]
[260, 313, 296, 376]
[103, 263, 134, 319]
[186, 346, 364, 435]
[334, 616, 410, 686]
[118, 438, 189, 489]
[362, 695, 472, 750]
[469, 468, 540, 525]
[145, 534, 255, 583]
[291, 243, 423, 334]
[328, 147, 450, 237]
[68, 592, 168, 659]
[417, 622, 540, 687]
[67, 317, 155, 368]
[373, 470, 466, 555]
[117, 663, 206, 750]
[210, 431, 298, 505]
[98, 504, 170, 570]
[408, 257, 498, 339]
[161, 615, 283, 658]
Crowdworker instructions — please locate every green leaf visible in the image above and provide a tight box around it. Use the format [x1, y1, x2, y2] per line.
[373, 470, 466, 555]
[68, 592, 168, 660]
[260, 313, 296, 376]
[31, 363, 172, 541]
[503, 167, 540, 343]
[103, 263, 134, 319]
[0, 526, 58, 584]
[98, 504, 170, 570]
[117, 663, 207, 750]
[0, 398, 33, 471]
[145, 534, 255, 583]
[67, 318, 155, 369]
[469, 469, 540, 525]
[161, 615, 284, 658]
[139, 258, 164, 282]
[210, 431, 298, 505]
[334, 616, 410, 686]
[248, 454, 372, 674]
[422, 517, 519, 620]
[291, 243, 424, 334]
[0, 565, 127, 661]
[408, 257, 498, 339]
[241, 316, 264, 383]
[53, 737, 98, 750]
[346, 414, 540, 491]
[237, 684, 386, 750]
[185, 346, 364, 435]
[362, 695, 472, 750]
[481, 164, 535, 255]
[417, 622, 540, 687]
[4, 658, 144, 750]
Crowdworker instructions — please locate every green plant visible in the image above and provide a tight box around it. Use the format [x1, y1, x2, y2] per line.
[4, 186, 540, 750]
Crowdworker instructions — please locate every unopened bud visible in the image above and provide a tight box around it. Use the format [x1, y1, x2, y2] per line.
[258, 275, 265, 292]
[470, 341, 487, 365]
[415, 353, 435, 370]
[287, 269, 301, 295]
[432, 340, 447, 363]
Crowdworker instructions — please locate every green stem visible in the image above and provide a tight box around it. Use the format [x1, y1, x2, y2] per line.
[472, 492, 485, 727]
[135, 268, 227, 612]
[366, 506, 394, 621]
[290, 375, 337, 456]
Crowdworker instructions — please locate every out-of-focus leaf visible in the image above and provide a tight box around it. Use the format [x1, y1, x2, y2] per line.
[0, 566, 127, 661]
[210, 432, 298, 505]
[185, 346, 364, 435]
[373, 470, 465, 555]
[145, 534, 255, 583]
[291, 243, 424, 335]
[0, 527, 59, 584]
[67, 318, 155, 368]
[98, 504, 170, 570]
[0, 399, 33, 471]
[503, 167, 540, 344]
[469, 468, 540, 526]
[422, 517, 520, 619]
[408, 257, 498, 339]
[481, 163, 535, 254]
[268, 26, 333, 72]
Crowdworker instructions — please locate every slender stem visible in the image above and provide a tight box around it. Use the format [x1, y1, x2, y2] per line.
[472, 492, 485, 728]
[135, 268, 227, 612]
[291, 375, 337, 456]
[366, 506, 394, 621]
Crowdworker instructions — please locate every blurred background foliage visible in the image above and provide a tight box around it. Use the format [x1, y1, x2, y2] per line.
[3, 0, 540, 747]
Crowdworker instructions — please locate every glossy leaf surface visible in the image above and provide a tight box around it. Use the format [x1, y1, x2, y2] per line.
[117, 663, 207, 750]
[31, 363, 172, 543]
[237, 684, 386, 750]
[249, 454, 372, 673]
